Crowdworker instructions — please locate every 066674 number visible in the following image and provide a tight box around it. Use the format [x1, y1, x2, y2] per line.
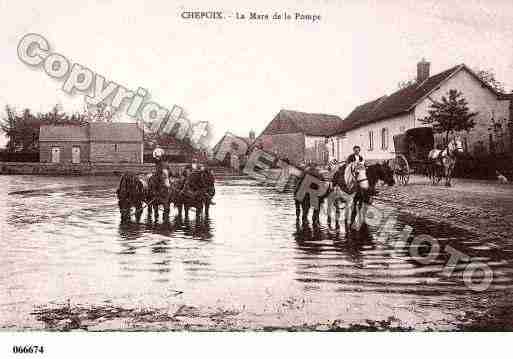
[12, 345, 44, 354]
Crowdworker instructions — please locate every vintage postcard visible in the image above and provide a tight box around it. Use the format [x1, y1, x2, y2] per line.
[1, 0, 513, 356]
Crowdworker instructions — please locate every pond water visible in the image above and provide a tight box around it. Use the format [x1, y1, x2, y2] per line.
[1, 175, 513, 330]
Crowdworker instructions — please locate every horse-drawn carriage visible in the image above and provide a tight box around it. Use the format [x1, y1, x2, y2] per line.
[390, 127, 436, 185]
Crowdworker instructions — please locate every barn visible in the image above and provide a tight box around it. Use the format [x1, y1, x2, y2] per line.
[39, 122, 143, 164]
[256, 109, 344, 166]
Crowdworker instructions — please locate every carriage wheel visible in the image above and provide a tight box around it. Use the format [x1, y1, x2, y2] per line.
[393, 154, 410, 186]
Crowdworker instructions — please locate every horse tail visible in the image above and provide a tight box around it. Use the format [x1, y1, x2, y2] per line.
[117, 173, 130, 200]
[117, 173, 145, 202]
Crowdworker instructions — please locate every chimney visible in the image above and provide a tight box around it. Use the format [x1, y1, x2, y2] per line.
[249, 130, 255, 142]
[417, 58, 430, 83]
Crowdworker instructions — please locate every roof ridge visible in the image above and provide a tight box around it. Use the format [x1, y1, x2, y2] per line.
[341, 63, 467, 134]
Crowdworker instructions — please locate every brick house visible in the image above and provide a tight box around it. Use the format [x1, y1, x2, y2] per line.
[255, 110, 344, 165]
[40, 122, 143, 164]
[332, 60, 513, 162]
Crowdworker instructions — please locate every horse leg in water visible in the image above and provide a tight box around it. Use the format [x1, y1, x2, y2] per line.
[122, 207, 130, 224]
[335, 198, 343, 229]
[349, 191, 365, 231]
[295, 200, 301, 222]
[176, 202, 183, 219]
[300, 194, 311, 223]
[146, 200, 153, 223]
[313, 209, 321, 225]
[184, 203, 190, 220]
[135, 201, 143, 223]
[163, 201, 170, 223]
[302, 198, 310, 224]
[118, 198, 130, 224]
[196, 203, 203, 221]
[312, 199, 322, 226]
[153, 202, 160, 223]
[204, 200, 210, 218]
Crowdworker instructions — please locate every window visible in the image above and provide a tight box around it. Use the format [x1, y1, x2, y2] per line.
[381, 128, 389, 150]
[368, 131, 374, 151]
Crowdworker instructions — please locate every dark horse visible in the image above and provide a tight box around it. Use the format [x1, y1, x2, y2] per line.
[146, 165, 174, 223]
[117, 172, 146, 224]
[176, 169, 215, 220]
[294, 161, 395, 231]
[116, 163, 174, 224]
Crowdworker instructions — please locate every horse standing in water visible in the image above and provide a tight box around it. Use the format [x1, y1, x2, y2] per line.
[176, 168, 215, 220]
[294, 165, 327, 225]
[116, 172, 147, 224]
[427, 136, 464, 187]
[147, 165, 174, 223]
[294, 161, 395, 231]
[116, 162, 175, 224]
[330, 161, 395, 232]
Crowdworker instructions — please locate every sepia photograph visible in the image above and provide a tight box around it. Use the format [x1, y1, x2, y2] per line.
[1, 0, 513, 356]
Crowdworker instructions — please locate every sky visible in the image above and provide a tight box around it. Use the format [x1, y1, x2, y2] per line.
[1, 0, 512, 148]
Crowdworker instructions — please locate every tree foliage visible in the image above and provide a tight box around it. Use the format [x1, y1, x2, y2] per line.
[397, 78, 417, 90]
[420, 89, 478, 142]
[0, 105, 88, 152]
[473, 68, 506, 94]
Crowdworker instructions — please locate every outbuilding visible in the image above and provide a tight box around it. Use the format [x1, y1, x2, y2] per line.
[39, 122, 143, 164]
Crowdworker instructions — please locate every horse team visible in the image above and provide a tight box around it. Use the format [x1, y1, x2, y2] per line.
[294, 161, 395, 232]
[115, 136, 464, 230]
[294, 135, 465, 230]
[116, 163, 215, 224]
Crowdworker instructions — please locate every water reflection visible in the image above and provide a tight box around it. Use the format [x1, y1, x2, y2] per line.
[3, 175, 513, 330]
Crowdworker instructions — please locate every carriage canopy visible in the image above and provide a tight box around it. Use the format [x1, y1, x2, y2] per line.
[393, 127, 434, 160]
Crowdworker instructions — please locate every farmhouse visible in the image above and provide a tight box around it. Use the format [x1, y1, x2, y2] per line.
[39, 122, 143, 164]
[332, 60, 513, 162]
[256, 109, 344, 165]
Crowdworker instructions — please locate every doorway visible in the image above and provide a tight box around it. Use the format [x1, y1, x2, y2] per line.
[72, 146, 81, 164]
[51, 147, 60, 163]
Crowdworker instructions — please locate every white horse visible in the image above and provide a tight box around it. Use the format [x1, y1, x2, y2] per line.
[428, 136, 464, 187]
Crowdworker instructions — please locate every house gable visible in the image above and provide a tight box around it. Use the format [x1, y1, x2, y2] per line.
[414, 67, 511, 154]
[259, 109, 344, 138]
[259, 110, 304, 136]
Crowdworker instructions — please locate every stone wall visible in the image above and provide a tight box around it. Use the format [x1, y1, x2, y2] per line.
[90, 142, 143, 164]
[0, 162, 160, 175]
[39, 141, 90, 163]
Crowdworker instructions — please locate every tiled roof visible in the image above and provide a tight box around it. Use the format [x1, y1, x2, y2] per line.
[40, 122, 143, 142]
[89, 122, 143, 142]
[340, 64, 464, 133]
[39, 125, 89, 141]
[261, 110, 344, 137]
